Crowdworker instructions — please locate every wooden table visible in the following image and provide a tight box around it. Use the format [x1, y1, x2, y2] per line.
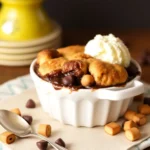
[0, 29, 150, 84]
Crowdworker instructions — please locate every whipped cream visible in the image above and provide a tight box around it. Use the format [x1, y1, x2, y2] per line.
[84, 34, 131, 67]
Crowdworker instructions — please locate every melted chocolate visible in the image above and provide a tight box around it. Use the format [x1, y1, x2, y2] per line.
[126, 61, 140, 81]
[35, 61, 140, 91]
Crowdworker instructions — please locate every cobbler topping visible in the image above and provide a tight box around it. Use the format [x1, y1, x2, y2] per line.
[35, 46, 140, 90]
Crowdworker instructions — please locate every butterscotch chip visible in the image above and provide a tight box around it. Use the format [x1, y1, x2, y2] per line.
[124, 110, 136, 120]
[104, 122, 121, 135]
[125, 127, 141, 141]
[0, 132, 16, 144]
[81, 74, 95, 87]
[38, 124, 51, 137]
[138, 104, 150, 115]
[123, 120, 137, 131]
[132, 113, 147, 126]
[10, 108, 21, 116]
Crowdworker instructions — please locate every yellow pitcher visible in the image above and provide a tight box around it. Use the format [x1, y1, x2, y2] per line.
[0, 0, 53, 41]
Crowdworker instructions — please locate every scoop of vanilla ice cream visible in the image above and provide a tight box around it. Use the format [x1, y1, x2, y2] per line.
[84, 34, 131, 67]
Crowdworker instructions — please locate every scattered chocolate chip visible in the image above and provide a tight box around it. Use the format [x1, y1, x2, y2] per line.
[26, 99, 36, 108]
[22, 115, 33, 125]
[62, 75, 75, 86]
[144, 97, 150, 106]
[55, 138, 66, 148]
[36, 140, 48, 150]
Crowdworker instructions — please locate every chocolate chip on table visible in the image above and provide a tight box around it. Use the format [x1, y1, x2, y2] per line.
[26, 99, 36, 108]
[22, 115, 33, 125]
[62, 75, 75, 86]
[36, 140, 48, 150]
[55, 138, 66, 148]
[144, 97, 150, 105]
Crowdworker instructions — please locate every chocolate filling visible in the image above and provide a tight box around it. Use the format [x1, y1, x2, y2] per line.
[35, 61, 140, 90]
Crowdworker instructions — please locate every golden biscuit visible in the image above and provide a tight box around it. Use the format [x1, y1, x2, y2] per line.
[69, 52, 93, 61]
[38, 57, 66, 76]
[57, 45, 84, 59]
[89, 60, 128, 86]
[37, 49, 60, 65]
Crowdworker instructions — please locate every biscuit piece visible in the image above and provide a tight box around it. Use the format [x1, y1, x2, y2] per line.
[125, 127, 141, 141]
[38, 57, 66, 76]
[104, 122, 121, 135]
[89, 60, 128, 86]
[37, 49, 60, 65]
[138, 104, 150, 115]
[57, 45, 84, 59]
[69, 52, 93, 61]
[62, 60, 88, 77]
[0, 132, 16, 144]
[123, 120, 137, 131]
[132, 113, 147, 126]
[124, 110, 137, 120]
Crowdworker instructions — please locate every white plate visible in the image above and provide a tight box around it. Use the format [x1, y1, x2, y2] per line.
[0, 88, 149, 150]
[0, 36, 61, 54]
[0, 21, 62, 48]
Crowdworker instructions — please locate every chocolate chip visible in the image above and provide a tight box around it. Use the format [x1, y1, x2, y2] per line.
[22, 115, 33, 125]
[144, 97, 150, 106]
[26, 99, 36, 108]
[55, 138, 66, 148]
[126, 62, 139, 78]
[36, 140, 48, 150]
[62, 75, 75, 86]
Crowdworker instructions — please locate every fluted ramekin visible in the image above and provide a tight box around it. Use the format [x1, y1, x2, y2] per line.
[30, 59, 144, 127]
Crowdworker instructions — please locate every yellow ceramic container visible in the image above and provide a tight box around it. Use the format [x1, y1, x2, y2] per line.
[0, 0, 53, 41]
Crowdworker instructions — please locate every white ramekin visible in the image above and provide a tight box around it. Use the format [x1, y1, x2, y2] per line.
[30, 59, 144, 127]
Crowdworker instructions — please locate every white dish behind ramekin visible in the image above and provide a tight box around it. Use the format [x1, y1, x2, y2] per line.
[30, 59, 144, 127]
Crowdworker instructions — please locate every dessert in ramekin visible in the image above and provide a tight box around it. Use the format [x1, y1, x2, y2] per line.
[30, 34, 144, 127]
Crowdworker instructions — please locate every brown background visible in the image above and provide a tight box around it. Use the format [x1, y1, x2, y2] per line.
[44, 0, 150, 29]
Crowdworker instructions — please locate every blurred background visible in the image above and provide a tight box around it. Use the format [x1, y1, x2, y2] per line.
[43, 0, 150, 29]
